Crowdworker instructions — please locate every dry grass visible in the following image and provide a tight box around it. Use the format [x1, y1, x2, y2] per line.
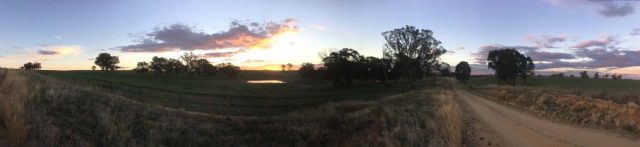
[0, 69, 463, 146]
[0, 69, 29, 147]
[437, 90, 463, 147]
[476, 84, 640, 135]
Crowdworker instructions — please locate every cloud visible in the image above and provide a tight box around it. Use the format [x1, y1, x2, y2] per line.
[573, 48, 640, 68]
[38, 50, 59, 55]
[243, 59, 270, 63]
[524, 35, 567, 48]
[53, 35, 62, 39]
[118, 18, 299, 53]
[570, 36, 617, 49]
[198, 49, 247, 58]
[472, 44, 538, 64]
[525, 50, 574, 62]
[631, 28, 640, 36]
[545, 0, 636, 17]
[598, 2, 635, 17]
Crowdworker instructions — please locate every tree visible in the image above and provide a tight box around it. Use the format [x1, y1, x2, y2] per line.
[180, 52, 200, 79]
[437, 62, 452, 77]
[94, 53, 119, 71]
[382, 25, 447, 86]
[150, 56, 168, 74]
[195, 59, 216, 76]
[287, 63, 293, 71]
[298, 62, 316, 79]
[455, 61, 471, 83]
[22, 62, 42, 70]
[218, 63, 240, 79]
[281, 64, 286, 72]
[486, 48, 534, 85]
[594, 72, 600, 79]
[519, 56, 535, 84]
[322, 48, 364, 87]
[91, 66, 96, 71]
[580, 71, 589, 79]
[133, 62, 150, 73]
[167, 58, 185, 75]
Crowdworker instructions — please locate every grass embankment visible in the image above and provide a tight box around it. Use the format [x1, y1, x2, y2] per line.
[0, 70, 463, 146]
[470, 84, 640, 135]
[40, 70, 421, 116]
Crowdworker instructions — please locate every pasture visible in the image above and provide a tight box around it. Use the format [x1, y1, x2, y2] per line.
[41, 70, 426, 116]
[468, 76, 640, 94]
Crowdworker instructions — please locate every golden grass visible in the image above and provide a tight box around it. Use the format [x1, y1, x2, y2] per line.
[437, 90, 463, 147]
[0, 69, 463, 146]
[0, 69, 29, 147]
[479, 84, 640, 135]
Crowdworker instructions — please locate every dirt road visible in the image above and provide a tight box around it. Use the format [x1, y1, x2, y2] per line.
[453, 86, 640, 147]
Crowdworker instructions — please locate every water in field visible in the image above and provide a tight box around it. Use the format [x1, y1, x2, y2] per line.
[246, 80, 286, 84]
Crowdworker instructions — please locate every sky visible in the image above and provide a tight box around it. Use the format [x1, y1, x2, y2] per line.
[1, 0, 639, 78]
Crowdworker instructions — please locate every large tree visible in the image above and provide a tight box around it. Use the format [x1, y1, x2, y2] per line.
[298, 62, 316, 79]
[322, 48, 364, 87]
[455, 61, 471, 83]
[94, 53, 119, 71]
[382, 25, 447, 86]
[133, 62, 150, 73]
[486, 48, 534, 85]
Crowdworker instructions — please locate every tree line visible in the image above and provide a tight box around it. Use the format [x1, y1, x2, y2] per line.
[20, 62, 42, 70]
[294, 25, 474, 88]
[130, 52, 240, 79]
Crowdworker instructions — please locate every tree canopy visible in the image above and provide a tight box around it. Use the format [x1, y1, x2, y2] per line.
[455, 61, 471, 83]
[94, 53, 120, 71]
[486, 48, 534, 85]
[382, 25, 447, 86]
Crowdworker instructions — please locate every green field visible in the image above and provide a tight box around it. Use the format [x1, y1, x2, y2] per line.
[468, 76, 640, 95]
[42, 70, 428, 116]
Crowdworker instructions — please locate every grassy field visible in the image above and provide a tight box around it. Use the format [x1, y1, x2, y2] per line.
[468, 76, 640, 95]
[40, 70, 428, 116]
[0, 69, 463, 146]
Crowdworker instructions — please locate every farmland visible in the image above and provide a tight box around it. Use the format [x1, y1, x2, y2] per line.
[468, 75, 640, 95]
[40, 70, 427, 116]
[0, 69, 463, 146]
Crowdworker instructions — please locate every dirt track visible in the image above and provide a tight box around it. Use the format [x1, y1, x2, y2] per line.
[453, 85, 640, 147]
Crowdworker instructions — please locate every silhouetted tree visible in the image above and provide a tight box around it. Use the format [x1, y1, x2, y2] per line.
[167, 58, 185, 75]
[281, 64, 286, 72]
[22, 62, 42, 70]
[133, 62, 150, 73]
[519, 56, 535, 84]
[91, 66, 96, 71]
[604, 74, 610, 78]
[180, 52, 201, 79]
[594, 72, 600, 79]
[550, 73, 565, 78]
[455, 61, 471, 83]
[382, 25, 447, 87]
[287, 63, 293, 71]
[95, 53, 119, 71]
[150, 56, 169, 74]
[195, 59, 216, 76]
[486, 48, 534, 85]
[218, 63, 240, 79]
[322, 48, 363, 87]
[580, 71, 589, 79]
[298, 62, 316, 79]
[436, 62, 452, 77]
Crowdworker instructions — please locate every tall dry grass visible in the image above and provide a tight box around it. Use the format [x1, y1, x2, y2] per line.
[0, 70, 463, 146]
[0, 69, 29, 147]
[478, 85, 640, 135]
[437, 90, 463, 147]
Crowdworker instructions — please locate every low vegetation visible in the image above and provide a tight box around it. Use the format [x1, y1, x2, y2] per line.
[0, 69, 463, 146]
[471, 84, 640, 135]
